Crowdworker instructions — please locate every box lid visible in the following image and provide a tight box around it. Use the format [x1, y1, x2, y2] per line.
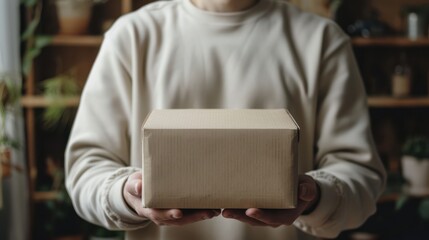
[143, 109, 299, 132]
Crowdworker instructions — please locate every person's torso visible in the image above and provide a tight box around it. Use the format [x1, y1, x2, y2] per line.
[109, 1, 337, 239]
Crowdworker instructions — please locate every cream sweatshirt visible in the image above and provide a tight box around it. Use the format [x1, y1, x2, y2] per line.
[65, 0, 386, 239]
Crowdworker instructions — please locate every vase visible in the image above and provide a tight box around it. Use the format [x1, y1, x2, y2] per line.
[55, 0, 93, 35]
[402, 155, 429, 196]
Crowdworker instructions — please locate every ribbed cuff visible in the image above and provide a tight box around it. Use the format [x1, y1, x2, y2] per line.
[103, 167, 150, 229]
[294, 171, 343, 229]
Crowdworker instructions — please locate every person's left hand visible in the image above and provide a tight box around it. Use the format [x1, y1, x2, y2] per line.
[222, 174, 320, 227]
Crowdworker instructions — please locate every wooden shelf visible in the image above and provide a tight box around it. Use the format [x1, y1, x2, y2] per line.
[378, 193, 400, 203]
[21, 96, 80, 108]
[352, 37, 429, 47]
[49, 35, 103, 47]
[368, 96, 429, 108]
[33, 191, 60, 202]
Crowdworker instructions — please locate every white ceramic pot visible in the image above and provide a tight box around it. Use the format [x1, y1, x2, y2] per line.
[402, 155, 429, 196]
[55, 0, 93, 35]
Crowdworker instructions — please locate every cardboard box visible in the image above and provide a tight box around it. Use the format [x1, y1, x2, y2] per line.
[141, 109, 299, 209]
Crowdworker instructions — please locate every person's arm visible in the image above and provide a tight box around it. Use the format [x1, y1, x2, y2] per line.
[65, 18, 221, 230]
[64, 26, 147, 229]
[224, 23, 386, 238]
[292, 25, 386, 238]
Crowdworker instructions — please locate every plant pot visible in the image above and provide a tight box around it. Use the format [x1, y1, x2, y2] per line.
[55, 0, 93, 35]
[0, 148, 11, 178]
[402, 155, 429, 196]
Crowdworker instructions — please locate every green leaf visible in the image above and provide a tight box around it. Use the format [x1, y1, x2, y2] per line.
[43, 105, 65, 128]
[22, 48, 41, 76]
[21, 0, 38, 7]
[419, 199, 429, 220]
[395, 194, 408, 210]
[35, 35, 53, 49]
[45, 200, 55, 210]
[402, 136, 429, 159]
[0, 136, 19, 149]
[21, 18, 40, 41]
[40, 75, 80, 128]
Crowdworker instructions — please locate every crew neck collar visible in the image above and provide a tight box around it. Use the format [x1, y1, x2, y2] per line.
[181, 0, 272, 25]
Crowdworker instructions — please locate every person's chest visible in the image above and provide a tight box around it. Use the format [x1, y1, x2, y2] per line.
[142, 16, 314, 109]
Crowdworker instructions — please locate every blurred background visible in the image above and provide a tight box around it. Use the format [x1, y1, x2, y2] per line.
[1, 0, 429, 239]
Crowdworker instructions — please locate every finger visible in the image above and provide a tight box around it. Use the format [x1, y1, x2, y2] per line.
[212, 209, 222, 216]
[222, 209, 268, 226]
[128, 171, 142, 181]
[143, 209, 183, 222]
[246, 207, 305, 226]
[298, 175, 318, 202]
[125, 179, 142, 197]
[161, 209, 217, 226]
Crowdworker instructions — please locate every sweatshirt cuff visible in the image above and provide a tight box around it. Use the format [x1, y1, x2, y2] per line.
[294, 171, 343, 230]
[103, 167, 150, 229]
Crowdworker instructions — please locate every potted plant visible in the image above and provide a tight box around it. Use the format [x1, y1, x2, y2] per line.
[54, 0, 109, 35]
[21, 0, 53, 76]
[38, 158, 85, 240]
[0, 74, 22, 210]
[395, 136, 429, 230]
[401, 136, 429, 196]
[40, 74, 81, 128]
[0, 74, 21, 179]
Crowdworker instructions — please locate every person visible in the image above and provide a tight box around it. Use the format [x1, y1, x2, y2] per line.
[65, 0, 386, 239]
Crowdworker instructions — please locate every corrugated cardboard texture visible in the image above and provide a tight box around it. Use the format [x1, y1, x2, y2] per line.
[142, 109, 299, 209]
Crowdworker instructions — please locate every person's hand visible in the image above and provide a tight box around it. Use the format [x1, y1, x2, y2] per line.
[222, 174, 320, 227]
[123, 171, 221, 226]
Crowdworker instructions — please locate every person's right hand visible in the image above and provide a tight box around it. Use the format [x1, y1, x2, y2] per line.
[123, 171, 221, 226]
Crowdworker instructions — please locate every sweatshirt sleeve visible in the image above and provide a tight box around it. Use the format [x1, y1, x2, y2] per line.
[293, 24, 387, 238]
[65, 21, 149, 230]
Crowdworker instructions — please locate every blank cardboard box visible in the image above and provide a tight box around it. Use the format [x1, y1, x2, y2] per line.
[141, 109, 299, 209]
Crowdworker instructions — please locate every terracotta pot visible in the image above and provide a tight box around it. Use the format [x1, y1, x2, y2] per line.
[402, 155, 429, 196]
[0, 148, 11, 178]
[55, 0, 93, 35]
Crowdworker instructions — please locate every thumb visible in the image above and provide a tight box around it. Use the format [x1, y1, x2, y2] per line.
[125, 179, 142, 197]
[298, 175, 318, 202]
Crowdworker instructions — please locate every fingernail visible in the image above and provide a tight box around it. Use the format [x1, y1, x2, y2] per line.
[134, 182, 140, 195]
[172, 213, 182, 219]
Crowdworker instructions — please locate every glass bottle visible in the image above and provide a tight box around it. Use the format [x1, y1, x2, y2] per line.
[391, 54, 412, 97]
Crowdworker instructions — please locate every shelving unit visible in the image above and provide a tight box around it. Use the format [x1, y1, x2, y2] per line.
[352, 34, 429, 218]
[356, 34, 429, 211]
[22, 1, 156, 239]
